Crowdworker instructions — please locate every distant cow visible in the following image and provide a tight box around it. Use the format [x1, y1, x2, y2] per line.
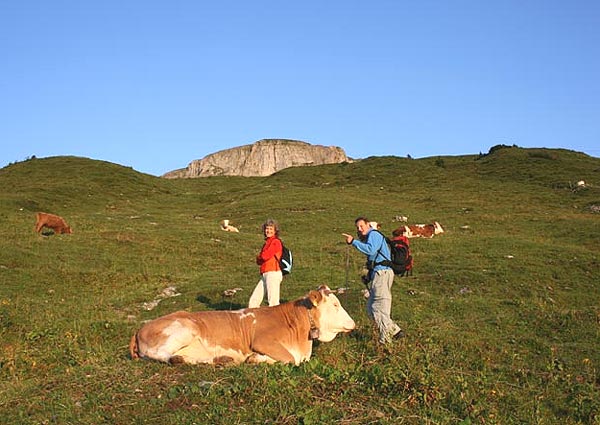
[220, 219, 240, 232]
[129, 285, 356, 366]
[34, 212, 72, 234]
[395, 221, 444, 239]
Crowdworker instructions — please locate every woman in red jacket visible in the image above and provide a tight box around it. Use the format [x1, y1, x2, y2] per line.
[248, 219, 283, 308]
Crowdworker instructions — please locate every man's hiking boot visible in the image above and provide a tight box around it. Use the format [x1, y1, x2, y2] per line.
[393, 330, 406, 340]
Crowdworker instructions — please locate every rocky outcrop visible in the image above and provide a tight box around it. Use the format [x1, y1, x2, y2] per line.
[162, 139, 350, 178]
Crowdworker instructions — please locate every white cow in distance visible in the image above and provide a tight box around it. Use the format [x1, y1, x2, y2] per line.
[220, 219, 240, 232]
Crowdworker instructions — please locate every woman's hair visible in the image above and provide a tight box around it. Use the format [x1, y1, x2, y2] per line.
[262, 218, 280, 236]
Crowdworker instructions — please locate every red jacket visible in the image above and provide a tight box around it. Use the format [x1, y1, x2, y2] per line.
[256, 236, 283, 274]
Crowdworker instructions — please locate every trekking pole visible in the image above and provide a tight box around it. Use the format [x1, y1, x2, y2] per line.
[344, 244, 350, 290]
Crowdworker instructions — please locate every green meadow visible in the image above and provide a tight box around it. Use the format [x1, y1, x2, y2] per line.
[1, 146, 598, 424]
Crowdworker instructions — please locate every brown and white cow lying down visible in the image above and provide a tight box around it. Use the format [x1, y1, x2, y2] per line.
[129, 285, 356, 366]
[35, 212, 72, 234]
[394, 221, 444, 238]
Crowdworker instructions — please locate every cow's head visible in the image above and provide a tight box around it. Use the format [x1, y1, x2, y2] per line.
[433, 221, 444, 234]
[307, 285, 356, 342]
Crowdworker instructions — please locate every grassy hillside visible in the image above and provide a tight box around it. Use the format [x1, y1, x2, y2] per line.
[1, 148, 599, 424]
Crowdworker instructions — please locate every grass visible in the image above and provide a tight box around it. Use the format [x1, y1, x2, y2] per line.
[1, 147, 599, 424]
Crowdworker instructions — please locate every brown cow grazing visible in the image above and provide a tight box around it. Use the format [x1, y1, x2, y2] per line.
[129, 285, 356, 366]
[395, 221, 444, 239]
[35, 212, 72, 234]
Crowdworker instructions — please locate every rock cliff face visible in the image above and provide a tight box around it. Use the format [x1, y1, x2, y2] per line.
[162, 139, 350, 178]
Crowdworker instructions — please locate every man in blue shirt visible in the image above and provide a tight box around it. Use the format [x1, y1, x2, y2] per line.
[343, 217, 404, 344]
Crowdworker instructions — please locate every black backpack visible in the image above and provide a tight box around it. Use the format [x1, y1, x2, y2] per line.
[277, 243, 293, 276]
[373, 231, 413, 277]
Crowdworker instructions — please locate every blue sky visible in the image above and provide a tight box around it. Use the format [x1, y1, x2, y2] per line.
[1, 1, 598, 176]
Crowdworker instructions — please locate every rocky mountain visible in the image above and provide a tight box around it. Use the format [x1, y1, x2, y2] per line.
[162, 139, 350, 178]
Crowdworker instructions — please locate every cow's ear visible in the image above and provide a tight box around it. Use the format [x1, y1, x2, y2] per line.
[308, 290, 323, 307]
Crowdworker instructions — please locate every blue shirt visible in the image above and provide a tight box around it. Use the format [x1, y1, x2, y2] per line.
[351, 229, 391, 271]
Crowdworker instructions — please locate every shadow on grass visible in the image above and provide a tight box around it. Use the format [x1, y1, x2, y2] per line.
[196, 294, 293, 311]
[196, 294, 245, 311]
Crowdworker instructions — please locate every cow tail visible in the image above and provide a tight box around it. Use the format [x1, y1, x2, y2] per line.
[129, 333, 140, 359]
